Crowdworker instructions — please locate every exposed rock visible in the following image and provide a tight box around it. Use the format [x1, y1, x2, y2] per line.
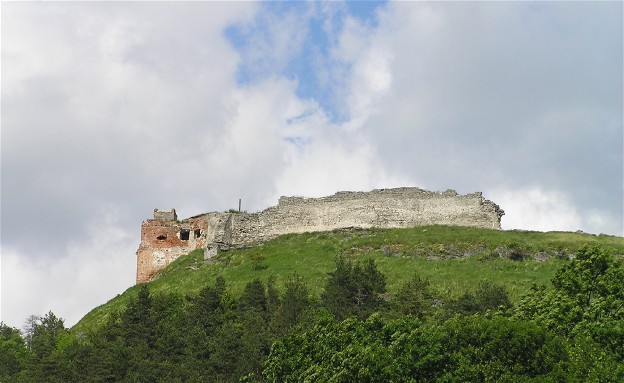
[496, 245, 526, 261]
[534, 251, 551, 262]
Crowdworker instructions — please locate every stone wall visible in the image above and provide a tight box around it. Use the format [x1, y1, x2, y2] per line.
[135, 187, 504, 284]
[153, 208, 178, 221]
[135, 213, 209, 284]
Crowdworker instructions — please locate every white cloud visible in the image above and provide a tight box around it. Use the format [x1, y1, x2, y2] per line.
[339, 1, 622, 234]
[586, 210, 622, 236]
[489, 187, 622, 236]
[230, 2, 314, 81]
[329, 15, 394, 130]
[489, 188, 582, 232]
[2, 2, 260, 328]
[1, 208, 136, 328]
[276, 128, 410, 199]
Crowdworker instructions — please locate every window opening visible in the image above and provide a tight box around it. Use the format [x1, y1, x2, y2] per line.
[156, 235, 167, 241]
[180, 229, 190, 241]
[194, 229, 201, 238]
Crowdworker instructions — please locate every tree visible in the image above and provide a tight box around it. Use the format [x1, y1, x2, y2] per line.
[448, 280, 512, 315]
[515, 245, 624, 379]
[121, 285, 153, 340]
[208, 321, 244, 382]
[235, 279, 274, 380]
[321, 256, 386, 320]
[22, 311, 68, 383]
[440, 316, 567, 382]
[516, 246, 624, 362]
[23, 314, 40, 351]
[266, 275, 281, 318]
[264, 315, 570, 382]
[0, 322, 28, 381]
[238, 278, 267, 314]
[393, 273, 436, 319]
[238, 309, 272, 379]
[271, 273, 312, 336]
[189, 279, 229, 334]
[353, 258, 386, 312]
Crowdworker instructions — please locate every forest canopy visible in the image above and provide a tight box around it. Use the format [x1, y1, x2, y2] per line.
[2, 246, 622, 382]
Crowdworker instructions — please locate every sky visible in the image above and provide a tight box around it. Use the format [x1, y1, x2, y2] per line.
[1, 1, 622, 329]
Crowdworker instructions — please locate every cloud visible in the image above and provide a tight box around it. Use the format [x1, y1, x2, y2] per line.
[2, 2, 256, 251]
[1, 2, 399, 327]
[489, 186, 622, 235]
[226, 2, 313, 83]
[1, 1, 621, 329]
[489, 187, 582, 232]
[2, 208, 136, 327]
[2, 1, 261, 326]
[339, 1, 623, 234]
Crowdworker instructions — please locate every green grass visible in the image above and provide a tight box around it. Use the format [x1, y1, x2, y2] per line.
[73, 225, 624, 335]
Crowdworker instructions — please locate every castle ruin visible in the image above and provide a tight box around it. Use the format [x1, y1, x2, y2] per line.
[135, 187, 504, 284]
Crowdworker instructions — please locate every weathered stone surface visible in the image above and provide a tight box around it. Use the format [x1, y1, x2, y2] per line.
[153, 208, 177, 221]
[135, 213, 208, 284]
[534, 251, 551, 262]
[135, 187, 504, 284]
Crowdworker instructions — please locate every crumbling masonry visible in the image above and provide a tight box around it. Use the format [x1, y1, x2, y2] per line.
[135, 187, 504, 284]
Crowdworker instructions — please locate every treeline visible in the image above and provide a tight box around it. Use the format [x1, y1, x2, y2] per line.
[1, 246, 622, 382]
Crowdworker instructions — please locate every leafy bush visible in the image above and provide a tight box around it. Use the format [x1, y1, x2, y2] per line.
[264, 315, 570, 382]
[516, 246, 624, 361]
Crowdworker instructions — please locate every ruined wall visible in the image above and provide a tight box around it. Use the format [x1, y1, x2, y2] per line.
[135, 188, 504, 284]
[135, 210, 209, 284]
[246, 188, 501, 243]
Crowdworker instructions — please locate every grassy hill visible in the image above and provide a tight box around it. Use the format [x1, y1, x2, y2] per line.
[73, 225, 624, 334]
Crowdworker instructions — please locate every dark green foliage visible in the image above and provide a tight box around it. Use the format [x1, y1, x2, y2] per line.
[239, 278, 268, 314]
[448, 280, 512, 315]
[227, 279, 273, 379]
[393, 273, 436, 318]
[271, 273, 312, 337]
[120, 285, 152, 339]
[439, 316, 567, 382]
[266, 275, 280, 317]
[20, 311, 70, 383]
[264, 315, 569, 382]
[208, 320, 244, 380]
[265, 314, 393, 382]
[564, 337, 624, 382]
[0, 322, 28, 381]
[321, 256, 386, 320]
[188, 278, 229, 333]
[239, 309, 272, 378]
[537, 247, 624, 378]
[516, 245, 624, 373]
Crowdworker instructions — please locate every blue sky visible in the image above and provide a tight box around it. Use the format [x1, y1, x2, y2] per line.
[2, 1, 622, 329]
[226, 1, 386, 122]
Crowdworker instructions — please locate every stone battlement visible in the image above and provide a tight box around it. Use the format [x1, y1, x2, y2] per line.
[135, 187, 504, 284]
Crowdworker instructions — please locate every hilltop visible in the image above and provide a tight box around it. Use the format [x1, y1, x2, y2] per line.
[135, 187, 504, 283]
[74, 225, 624, 334]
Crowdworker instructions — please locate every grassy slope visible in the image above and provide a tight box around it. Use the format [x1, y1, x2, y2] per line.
[73, 225, 624, 334]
